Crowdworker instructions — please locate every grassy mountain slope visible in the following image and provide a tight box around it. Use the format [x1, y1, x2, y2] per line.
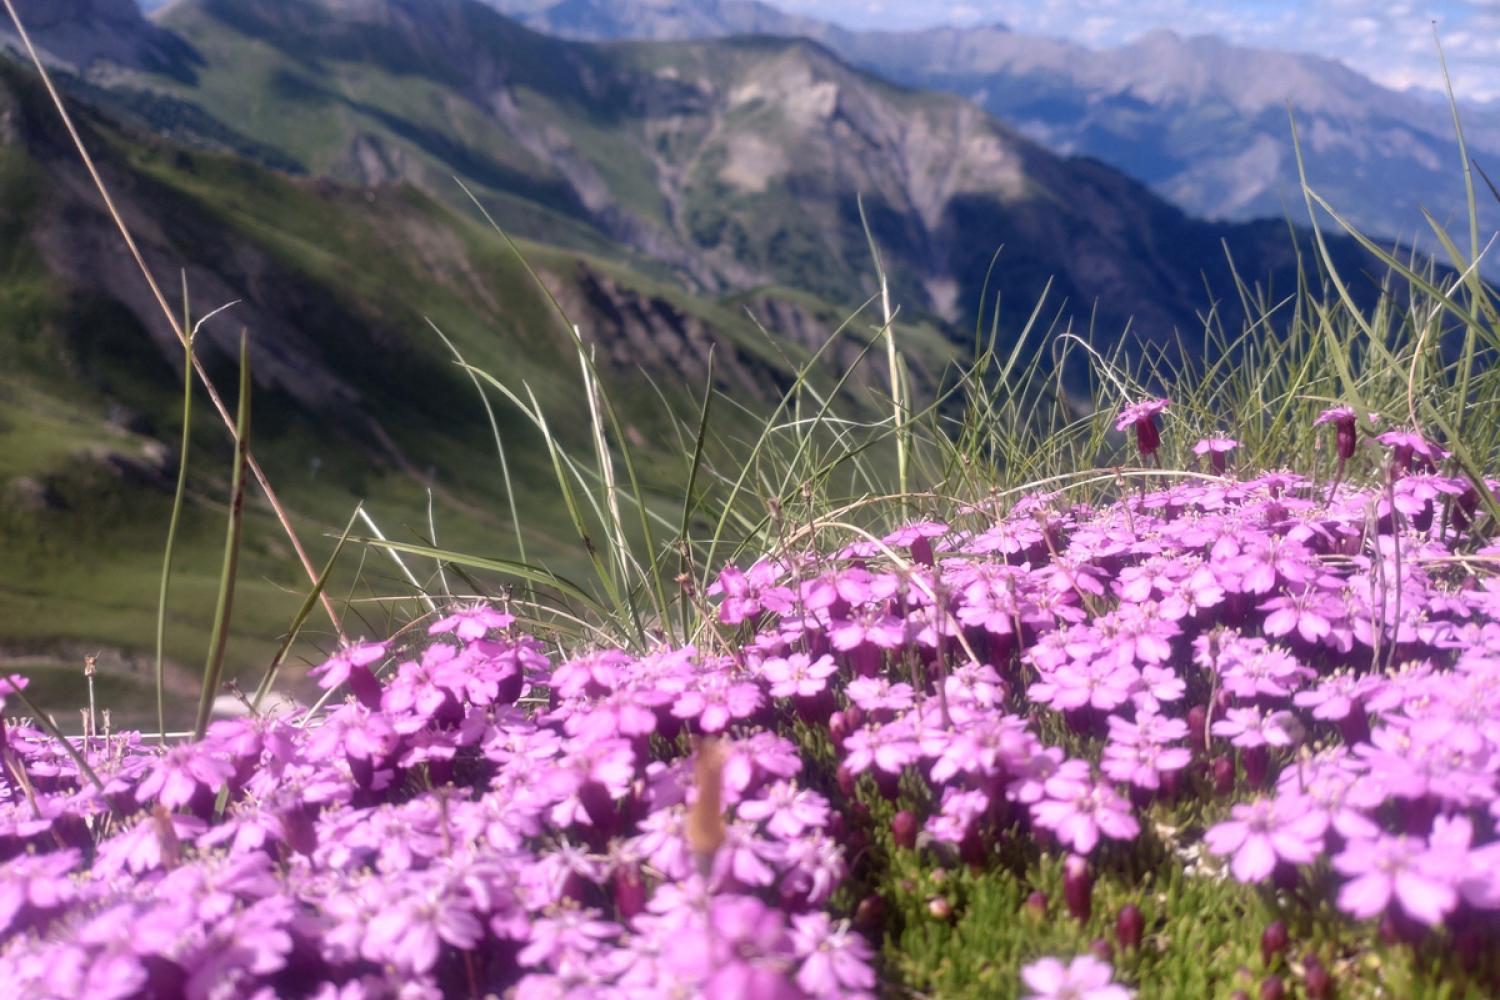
[0, 51, 916, 723]
[137, 0, 1375, 350]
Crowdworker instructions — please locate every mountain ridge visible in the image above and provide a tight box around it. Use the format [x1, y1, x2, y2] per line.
[484, 0, 1500, 241]
[118, 0, 1380, 351]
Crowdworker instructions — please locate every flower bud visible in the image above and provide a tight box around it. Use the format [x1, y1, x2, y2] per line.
[927, 897, 952, 920]
[1063, 854, 1092, 924]
[1211, 755, 1236, 796]
[1259, 976, 1285, 1000]
[1115, 904, 1144, 951]
[891, 810, 918, 850]
[1023, 890, 1048, 919]
[1188, 707, 1212, 746]
[1243, 746, 1269, 788]
[829, 712, 851, 747]
[853, 894, 885, 932]
[1260, 921, 1288, 967]
[1088, 938, 1112, 963]
[1303, 964, 1332, 1000]
[612, 864, 646, 920]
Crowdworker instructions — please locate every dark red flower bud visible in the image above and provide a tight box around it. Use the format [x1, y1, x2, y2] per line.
[1335, 421, 1356, 461]
[1115, 904, 1144, 951]
[1304, 964, 1332, 999]
[1135, 417, 1161, 458]
[828, 711, 850, 745]
[1089, 937, 1112, 963]
[1186, 704, 1209, 748]
[892, 810, 919, 850]
[578, 780, 617, 837]
[1243, 746, 1270, 788]
[1211, 755, 1236, 796]
[835, 764, 856, 799]
[612, 864, 647, 920]
[1023, 890, 1048, 919]
[1259, 976, 1285, 1000]
[1063, 854, 1092, 924]
[1260, 921, 1288, 967]
[853, 894, 885, 932]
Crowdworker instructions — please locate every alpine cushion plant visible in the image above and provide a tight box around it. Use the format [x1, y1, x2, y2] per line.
[6, 416, 1500, 995]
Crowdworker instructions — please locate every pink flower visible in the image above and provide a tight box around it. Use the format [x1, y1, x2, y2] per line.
[1332, 834, 1460, 926]
[1115, 398, 1169, 458]
[736, 781, 830, 840]
[428, 603, 513, 640]
[1314, 406, 1365, 460]
[841, 726, 921, 776]
[760, 653, 837, 699]
[1211, 707, 1301, 749]
[1193, 437, 1239, 474]
[136, 745, 236, 809]
[1021, 954, 1134, 1000]
[789, 912, 876, 996]
[1203, 797, 1327, 883]
[1031, 764, 1140, 854]
[1377, 429, 1449, 475]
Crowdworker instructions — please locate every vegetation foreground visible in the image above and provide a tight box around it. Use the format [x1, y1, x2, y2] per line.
[3, 403, 1500, 997]
[5, 6, 1500, 996]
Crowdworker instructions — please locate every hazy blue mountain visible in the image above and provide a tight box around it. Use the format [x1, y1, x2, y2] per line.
[488, 0, 1500, 245]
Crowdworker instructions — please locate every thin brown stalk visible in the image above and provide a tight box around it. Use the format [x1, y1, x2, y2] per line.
[0, 0, 345, 642]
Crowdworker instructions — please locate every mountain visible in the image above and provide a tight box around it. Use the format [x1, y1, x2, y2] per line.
[125, 0, 1368, 349]
[489, 0, 1500, 245]
[0, 0, 199, 80]
[0, 46, 881, 718]
[0, 0, 1390, 711]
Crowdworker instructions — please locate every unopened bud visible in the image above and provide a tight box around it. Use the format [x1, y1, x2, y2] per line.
[1260, 921, 1288, 967]
[1211, 755, 1236, 796]
[891, 810, 918, 850]
[1063, 854, 1092, 924]
[1115, 904, 1144, 951]
[853, 894, 885, 932]
[1303, 964, 1332, 1000]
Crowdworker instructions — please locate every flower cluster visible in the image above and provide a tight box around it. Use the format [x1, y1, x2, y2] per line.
[4, 429, 1500, 995]
[0, 611, 871, 997]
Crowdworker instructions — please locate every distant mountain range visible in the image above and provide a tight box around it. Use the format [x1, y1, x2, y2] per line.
[485, 0, 1500, 246]
[40, 0, 1372, 341]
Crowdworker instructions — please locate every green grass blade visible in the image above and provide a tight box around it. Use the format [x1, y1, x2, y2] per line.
[154, 275, 194, 743]
[192, 331, 251, 740]
[352, 537, 609, 618]
[251, 505, 361, 712]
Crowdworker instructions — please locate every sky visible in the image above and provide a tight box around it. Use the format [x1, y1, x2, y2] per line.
[773, 0, 1500, 102]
